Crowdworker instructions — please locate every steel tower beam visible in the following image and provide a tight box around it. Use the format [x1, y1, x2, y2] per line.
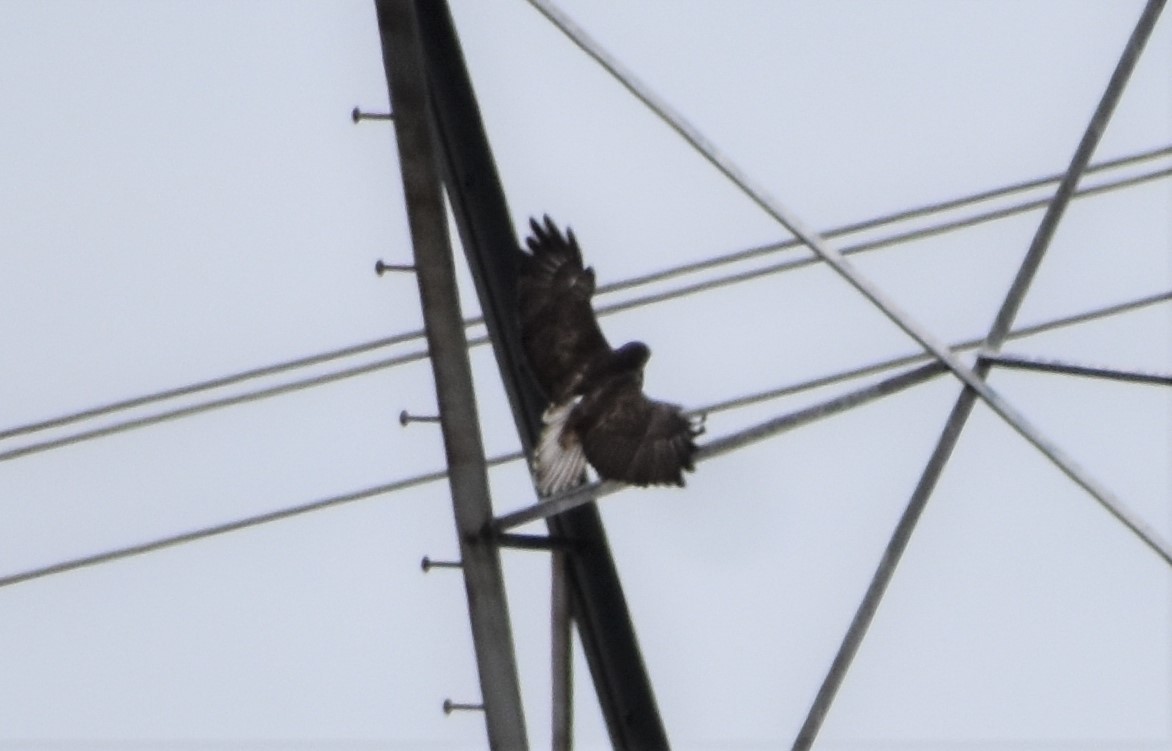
[409, 2, 671, 748]
[374, 2, 528, 747]
[977, 352, 1172, 386]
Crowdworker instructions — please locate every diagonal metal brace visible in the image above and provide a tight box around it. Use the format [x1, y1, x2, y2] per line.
[527, 0, 1172, 568]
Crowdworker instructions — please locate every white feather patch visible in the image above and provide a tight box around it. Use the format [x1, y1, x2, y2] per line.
[535, 400, 587, 497]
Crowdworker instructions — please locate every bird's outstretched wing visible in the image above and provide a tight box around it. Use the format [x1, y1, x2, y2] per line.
[519, 215, 611, 402]
[575, 376, 704, 488]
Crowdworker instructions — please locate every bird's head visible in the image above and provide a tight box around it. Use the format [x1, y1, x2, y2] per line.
[613, 341, 651, 372]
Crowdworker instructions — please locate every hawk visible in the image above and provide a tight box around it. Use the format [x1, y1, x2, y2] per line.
[518, 215, 703, 496]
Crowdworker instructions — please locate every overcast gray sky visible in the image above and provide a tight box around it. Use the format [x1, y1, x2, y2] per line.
[1, 2, 1169, 749]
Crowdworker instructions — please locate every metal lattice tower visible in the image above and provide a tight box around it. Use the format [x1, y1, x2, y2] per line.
[373, 0, 1170, 748]
[1, 2, 1167, 749]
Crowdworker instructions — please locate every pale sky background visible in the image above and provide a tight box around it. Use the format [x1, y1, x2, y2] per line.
[1, 2, 1170, 749]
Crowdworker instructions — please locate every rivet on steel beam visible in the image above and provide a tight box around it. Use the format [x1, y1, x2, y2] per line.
[420, 555, 462, 573]
[400, 409, 440, 427]
[443, 699, 485, 715]
[375, 259, 415, 276]
[351, 106, 394, 123]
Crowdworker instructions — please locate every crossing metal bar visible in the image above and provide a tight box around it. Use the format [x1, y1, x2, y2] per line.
[691, 290, 1172, 417]
[979, 352, 1172, 387]
[493, 362, 948, 533]
[525, 0, 1166, 552]
[793, 2, 1169, 749]
[375, 2, 528, 747]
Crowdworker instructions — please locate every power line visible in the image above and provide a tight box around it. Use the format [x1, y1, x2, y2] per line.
[2, 146, 1167, 447]
[597, 143, 1172, 296]
[0, 368, 945, 591]
[0, 327, 432, 442]
[691, 289, 1172, 417]
[3, 169, 1167, 465]
[0, 449, 523, 591]
[0, 345, 443, 463]
[596, 165, 1171, 319]
[2, 289, 1165, 591]
[1, 268, 1166, 467]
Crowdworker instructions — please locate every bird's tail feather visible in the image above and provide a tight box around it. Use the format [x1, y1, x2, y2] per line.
[535, 401, 588, 497]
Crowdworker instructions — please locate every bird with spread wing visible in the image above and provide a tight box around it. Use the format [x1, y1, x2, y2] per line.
[518, 215, 703, 496]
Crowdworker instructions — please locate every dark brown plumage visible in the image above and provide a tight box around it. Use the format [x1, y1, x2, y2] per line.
[519, 215, 702, 495]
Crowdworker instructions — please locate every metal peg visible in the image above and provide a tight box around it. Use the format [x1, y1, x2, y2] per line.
[443, 699, 484, 715]
[351, 106, 394, 123]
[421, 555, 462, 573]
[400, 410, 440, 427]
[375, 259, 415, 276]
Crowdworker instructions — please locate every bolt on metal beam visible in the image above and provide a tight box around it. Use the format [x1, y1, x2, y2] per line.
[444, 699, 486, 715]
[400, 410, 441, 427]
[421, 556, 463, 573]
[352, 106, 394, 123]
[375, 259, 416, 275]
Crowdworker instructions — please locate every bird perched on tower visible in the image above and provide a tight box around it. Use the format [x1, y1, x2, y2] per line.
[518, 215, 703, 496]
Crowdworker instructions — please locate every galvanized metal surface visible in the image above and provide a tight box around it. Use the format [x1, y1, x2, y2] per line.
[551, 552, 573, 751]
[410, 2, 670, 747]
[979, 352, 1172, 387]
[376, 1, 529, 747]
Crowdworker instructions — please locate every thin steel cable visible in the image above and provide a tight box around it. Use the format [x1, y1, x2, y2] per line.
[4, 164, 1166, 464]
[2, 149, 1167, 445]
[0, 448, 525, 591]
[3, 290, 1164, 590]
[0, 344, 454, 463]
[0, 364, 940, 593]
[597, 145, 1172, 296]
[2, 273, 1165, 467]
[597, 165, 1171, 319]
